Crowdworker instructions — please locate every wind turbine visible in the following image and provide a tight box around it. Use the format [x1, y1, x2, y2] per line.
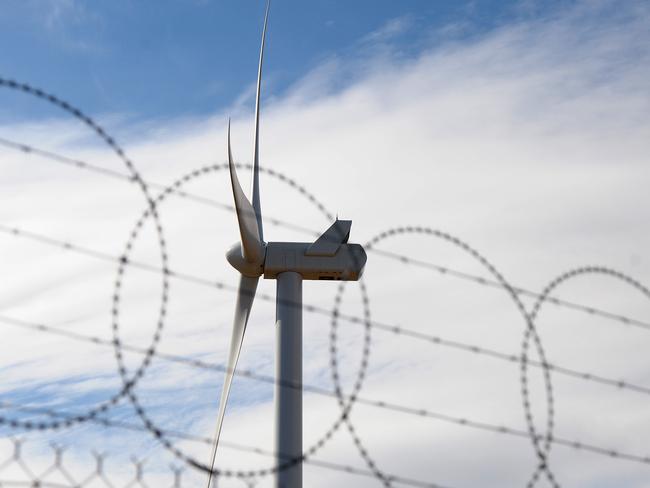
[206, 4, 367, 488]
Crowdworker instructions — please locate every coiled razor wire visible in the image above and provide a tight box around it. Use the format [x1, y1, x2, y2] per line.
[522, 266, 650, 488]
[363, 227, 559, 487]
[109, 162, 381, 481]
[0, 77, 385, 484]
[329, 279, 394, 486]
[2, 78, 648, 488]
[0, 78, 171, 432]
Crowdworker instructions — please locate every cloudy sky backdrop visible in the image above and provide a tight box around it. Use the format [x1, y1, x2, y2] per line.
[1, 0, 649, 486]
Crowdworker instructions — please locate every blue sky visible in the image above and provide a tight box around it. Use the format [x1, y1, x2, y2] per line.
[0, 0, 569, 120]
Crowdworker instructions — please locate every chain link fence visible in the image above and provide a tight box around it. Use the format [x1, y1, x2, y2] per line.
[0, 437, 259, 488]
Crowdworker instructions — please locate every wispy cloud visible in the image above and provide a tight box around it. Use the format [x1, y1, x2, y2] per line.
[9, 0, 106, 53]
[361, 15, 414, 45]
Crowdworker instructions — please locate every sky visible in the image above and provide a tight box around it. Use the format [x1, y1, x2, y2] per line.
[1, 0, 650, 487]
[0, 0, 569, 119]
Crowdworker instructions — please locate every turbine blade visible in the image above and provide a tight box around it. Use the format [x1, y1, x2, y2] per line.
[251, 0, 270, 242]
[228, 121, 264, 264]
[207, 274, 259, 480]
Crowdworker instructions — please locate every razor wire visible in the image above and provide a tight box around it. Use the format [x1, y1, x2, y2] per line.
[363, 227, 562, 486]
[521, 265, 650, 488]
[0, 79, 172, 433]
[105, 161, 378, 481]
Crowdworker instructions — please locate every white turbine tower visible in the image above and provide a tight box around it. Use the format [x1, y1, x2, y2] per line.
[206, 4, 367, 488]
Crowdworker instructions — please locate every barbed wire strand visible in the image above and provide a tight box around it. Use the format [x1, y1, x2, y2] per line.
[1, 225, 649, 399]
[1, 136, 648, 333]
[2, 314, 650, 468]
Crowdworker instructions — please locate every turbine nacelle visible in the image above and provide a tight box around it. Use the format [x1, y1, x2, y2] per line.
[263, 218, 366, 280]
[226, 219, 367, 281]
[264, 241, 366, 280]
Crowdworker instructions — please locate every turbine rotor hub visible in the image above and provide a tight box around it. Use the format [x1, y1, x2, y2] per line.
[226, 242, 265, 278]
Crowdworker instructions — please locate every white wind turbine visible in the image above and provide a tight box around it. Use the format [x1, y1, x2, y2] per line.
[206, 4, 367, 488]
